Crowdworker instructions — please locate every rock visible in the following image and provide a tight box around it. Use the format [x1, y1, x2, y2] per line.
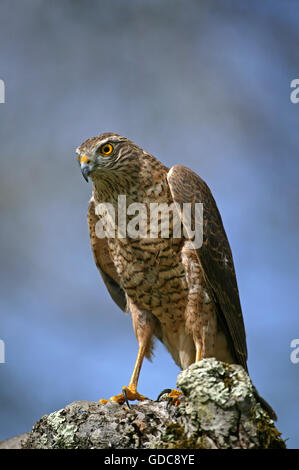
[0, 432, 31, 449]
[0, 358, 286, 449]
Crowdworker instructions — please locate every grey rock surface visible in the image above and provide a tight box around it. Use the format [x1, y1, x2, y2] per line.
[0, 358, 286, 449]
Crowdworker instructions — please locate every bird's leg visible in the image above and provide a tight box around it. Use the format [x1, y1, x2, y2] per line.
[99, 306, 155, 406]
[120, 344, 147, 403]
[99, 345, 147, 405]
[195, 345, 202, 362]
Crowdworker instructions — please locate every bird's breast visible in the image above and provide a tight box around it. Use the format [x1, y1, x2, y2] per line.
[97, 176, 190, 324]
[107, 235, 189, 324]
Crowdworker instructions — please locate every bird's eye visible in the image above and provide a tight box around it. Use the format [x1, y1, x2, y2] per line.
[100, 143, 114, 156]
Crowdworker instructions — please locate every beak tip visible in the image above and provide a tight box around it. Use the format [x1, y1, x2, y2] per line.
[81, 165, 90, 182]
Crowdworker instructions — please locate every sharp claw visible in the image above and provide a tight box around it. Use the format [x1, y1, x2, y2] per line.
[166, 397, 173, 409]
[157, 388, 184, 407]
[122, 388, 131, 409]
[156, 388, 172, 402]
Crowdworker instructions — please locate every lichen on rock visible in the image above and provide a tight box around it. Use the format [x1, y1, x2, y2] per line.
[0, 358, 285, 449]
[158, 359, 286, 449]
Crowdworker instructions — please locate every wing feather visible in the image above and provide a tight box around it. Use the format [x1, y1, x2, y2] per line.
[87, 199, 127, 312]
[167, 164, 248, 370]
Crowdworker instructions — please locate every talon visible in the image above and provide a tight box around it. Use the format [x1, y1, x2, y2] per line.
[99, 385, 147, 406]
[166, 396, 173, 409]
[98, 399, 109, 404]
[122, 388, 131, 409]
[168, 389, 184, 406]
[157, 388, 183, 407]
[98, 392, 126, 405]
[98, 344, 148, 406]
[156, 388, 172, 402]
[121, 385, 146, 403]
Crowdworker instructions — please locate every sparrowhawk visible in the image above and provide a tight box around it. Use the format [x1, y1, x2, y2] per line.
[76, 132, 275, 418]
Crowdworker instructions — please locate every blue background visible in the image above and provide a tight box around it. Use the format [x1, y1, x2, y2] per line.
[0, 0, 298, 448]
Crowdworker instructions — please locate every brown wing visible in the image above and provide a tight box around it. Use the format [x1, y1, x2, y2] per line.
[167, 164, 248, 371]
[87, 199, 127, 312]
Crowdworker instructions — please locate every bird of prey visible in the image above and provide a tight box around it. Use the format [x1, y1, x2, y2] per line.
[76, 132, 274, 417]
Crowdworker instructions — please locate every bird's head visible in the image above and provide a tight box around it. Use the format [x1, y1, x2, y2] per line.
[76, 132, 140, 182]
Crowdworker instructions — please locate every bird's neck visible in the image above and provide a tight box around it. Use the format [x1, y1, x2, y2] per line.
[92, 153, 169, 207]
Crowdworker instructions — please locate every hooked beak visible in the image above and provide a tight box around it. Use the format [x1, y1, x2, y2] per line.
[79, 155, 92, 182]
[81, 162, 90, 182]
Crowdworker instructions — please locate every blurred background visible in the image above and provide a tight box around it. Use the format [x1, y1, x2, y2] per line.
[0, 0, 298, 448]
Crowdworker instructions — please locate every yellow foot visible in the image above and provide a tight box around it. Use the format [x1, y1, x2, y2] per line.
[98, 386, 147, 407]
[157, 388, 184, 407]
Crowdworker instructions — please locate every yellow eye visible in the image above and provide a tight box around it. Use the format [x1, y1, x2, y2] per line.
[100, 143, 114, 156]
